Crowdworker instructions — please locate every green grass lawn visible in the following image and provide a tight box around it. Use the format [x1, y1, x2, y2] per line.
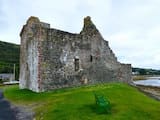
[1, 83, 160, 120]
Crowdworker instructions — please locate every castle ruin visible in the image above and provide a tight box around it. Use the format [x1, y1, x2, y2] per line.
[19, 16, 132, 92]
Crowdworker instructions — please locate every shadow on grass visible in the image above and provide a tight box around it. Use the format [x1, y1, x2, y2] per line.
[80, 103, 112, 115]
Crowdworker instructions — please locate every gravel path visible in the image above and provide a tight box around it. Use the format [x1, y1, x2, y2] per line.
[0, 89, 16, 120]
[0, 89, 34, 120]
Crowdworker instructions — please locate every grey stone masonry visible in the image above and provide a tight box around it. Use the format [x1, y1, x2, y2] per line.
[19, 16, 132, 92]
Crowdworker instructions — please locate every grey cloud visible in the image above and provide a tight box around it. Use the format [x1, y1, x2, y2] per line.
[0, 0, 160, 69]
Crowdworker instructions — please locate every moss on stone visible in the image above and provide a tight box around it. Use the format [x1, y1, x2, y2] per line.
[81, 16, 99, 35]
[27, 16, 40, 25]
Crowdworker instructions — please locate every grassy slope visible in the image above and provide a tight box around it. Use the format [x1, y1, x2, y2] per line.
[0, 41, 20, 79]
[1, 83, 160, 120]
[0, 40, 20, 65]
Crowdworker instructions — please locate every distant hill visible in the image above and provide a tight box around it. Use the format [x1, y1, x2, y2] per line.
[132, 67, 160, 75]
[0, 40, 20, 79]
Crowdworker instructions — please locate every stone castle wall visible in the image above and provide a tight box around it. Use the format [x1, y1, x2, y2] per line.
[19, 16, 132, 92]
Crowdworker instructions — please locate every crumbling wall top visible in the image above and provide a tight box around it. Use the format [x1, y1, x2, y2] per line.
[26, 16, 40, 25]
[83, 16, 94, 28]
[20, 16, 50, 37]
[81, 16, 99, 35]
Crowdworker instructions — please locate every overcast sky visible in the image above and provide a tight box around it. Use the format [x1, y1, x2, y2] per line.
[0, 0, 160, 69]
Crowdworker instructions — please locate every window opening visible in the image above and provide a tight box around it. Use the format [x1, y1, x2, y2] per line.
[75, 58, 79, 71]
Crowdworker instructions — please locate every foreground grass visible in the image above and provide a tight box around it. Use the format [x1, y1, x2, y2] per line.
[1, 83, 160, 120]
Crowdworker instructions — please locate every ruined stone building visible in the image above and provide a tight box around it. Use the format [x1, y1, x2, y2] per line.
[19, 16, 132, 92]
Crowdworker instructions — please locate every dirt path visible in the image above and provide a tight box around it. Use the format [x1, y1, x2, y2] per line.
[0, 89, 34, 120]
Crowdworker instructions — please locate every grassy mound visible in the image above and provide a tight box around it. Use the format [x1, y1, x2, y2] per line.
[1, 83, 160, 120]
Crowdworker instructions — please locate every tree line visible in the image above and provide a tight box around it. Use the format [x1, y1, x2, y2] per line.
[132, 67, 160, 75]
